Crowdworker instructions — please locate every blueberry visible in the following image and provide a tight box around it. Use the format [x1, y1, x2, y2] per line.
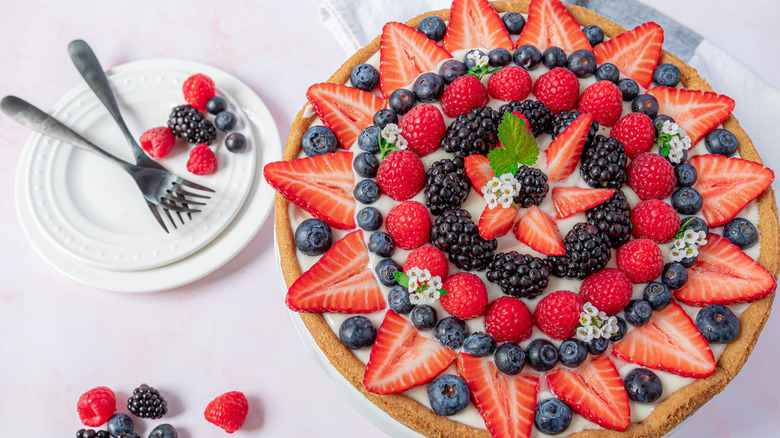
[439, 59, 467, 84]
[705, 128, 738, 156]
[502, 12, 526, 34]
[583, 25, 605, 46]
[542, 47, 567, 69]
[680, 254, 698, 268]
[632, 94, 659, 119]
[610, 316, 628, 342]
[339, 316, 377, 349]
[527, 339, 559, 371]
[534, 398, 572, 435]
[350, 63, 380, 92]
[653, 63, 681, 87]
[463, 49, 488, 70]
[388, 285, 414, 314]
[723, 217, 758, 249]
[427, 374, 470, 416]
[513, 45, 542, 70]
[389, 89, 416, 115]
[488, 48, 512, 67]
[588, 337, 610, 355]
[653, 114, 675, 131]
[368, 231, 395, 257]
[643, 282, 672, 310]
[353, 152, 379, 179]
[375, 258, 402, 286]
[410, 304, 438, 330]
[463, 332, 496, 357]
[206, 96, 227, 115]
[294, 218, 332, 256]
[215, 111, 237, 131]
[675, 163, 697, 187]
[148, 424, 178, 438]
[667, 147, 688, 166]
[373, 109, 398, 129]
[356, 206, 382, 231]
[559, 338, 588, 368]
[224, 132, 247, 153]
[567, 49, 597, 77]
[354, 179, 380, 204]
[417, 15, 447, 41]
[302, 126, 339, 157]
[413, 72, 445, 103]
[670, 187, 702, 215]
[358, 125, 380, 153]
[624, 368, 663, 403]
[682, 216, 709, 237]
[696, 304, 740, 343]
[624, 299, 653, 326]
[595, 63, 620, 83]
[434, 317, 469, 350]
[662, 262, 688, 290]
[617, 78, 640, 102]
[494, 342, 526, 375]
[107, 413, 134, 436]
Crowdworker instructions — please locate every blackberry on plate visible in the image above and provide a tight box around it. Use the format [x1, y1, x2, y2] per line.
[486, 251, 551, 299]
[440, 106, 501, 158]
[514, 165, 549, 207]
[498, 99, 552, 136]
[76, 430, 110, 438]
[425, 158, 471, 215]
[127, 384, 167, 419]
[431, 208, 497, 271]
[546, 110, 598, 151]
[587, 189, 633, 248]
[549, 223, 611, 279]
[580, 135, 628, 189]
[167, 104, 217, 145]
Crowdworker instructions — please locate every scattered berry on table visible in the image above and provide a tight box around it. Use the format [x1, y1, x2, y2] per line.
[610, 316, 628, 342]
[578, 268, 633, 315]
[417, 15, 447, 41]
[630, 199, 681, 243]
[631, 94, 659, 119]
[168, 104, 217, 145]
[595, 63, 619, 83]
[403, 245, 449, 280]
[441, 75, 489, 118]
[527, 339, 559, 371]
[488, 66, 532, 102]
[350, 63, 380, 92]
[373, 108, 398, 129]
[367, 231, 395, 257]
[567, 49, 597, 77]
[558, 338, 588, 368]
[353, 152, 379, 178]
[542, 46, 567, 69]
[484, 296, 533, 343]
[579, 135, 628, 188]
[424, 157, 471, 215]
[204, 391, 248, 433]
[148, 423, 178, 438]
[662, 262, 688, 290]
[127, 384, 167, 419]
[723, 217, 758, 249]
[462, 49, 488, 70]
[441, 106, 502, 157]
[76, 430, 111, 438]
[410, 304, 438, 330]
[206, 96, 227, 115]
[498, 99, 551, 137]
[215, 111, 236, 131]
[583, 24, 605, 45]
[412, 72, 445, 103]
[340, 315, 378, 349]
[139, 127, 175, 159]
[671, 187, 703, 215]
[430, 208, 497, 271]
[610, 113, 655, 159]
[107, 413, 134, 437]
[588, 337, 610, 355]
[494, 341, 526, 375]
[376, 150, 425, 201]
[617, 78, 640, 102]
[534, 290, 584, 340]
[225, 132, 247, 153]
[704, 128, 738, 156]
[427, 374, 470, 416]
[513, 45, 542, 70]
[627, 152, 677, 200]
[182, 73, 215, 111]
[578, 80, 623, 127]
[532, 67, 579, 113]
[388, 285, 414, 314]
[488, 48, 512, 67]
[587, 189, 633, 248]
[356, 206, 382, 231]
[438, 59, 467, 84]
[388, 89, 416, 115]
[358, 125, 380, 153]
[434, 316, 469, 349]
[353, 179, 381, 204]
[624, 299, 653, 326]
[294, 218, 332, 256]
[624, 368, 663, 403]
[77, 386, 116, 427]
[398, 103, 446, 157]
[643, 282, 672, 310]
[301, 126, 338, 157]
[674, 163, 697, 187]
[549, 222, 612, 279]
[441, 272, 488, 320]
[385, 201, 431, 250]
[617, 238, 664, 283]
[696, 304, 740, 343]
[653, 63, 681, 87]
[534, 398, 572, 435]
[375, 258, 402, 287]
[502, 12, 526, 34]
[486, 251, 551, 299]
[463, 332, 497, 357]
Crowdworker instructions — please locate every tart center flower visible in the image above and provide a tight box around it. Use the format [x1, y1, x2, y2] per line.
[480, 173, 521, 209]
[393, 267, 447, 305]
[657, 120, 692, 164]
[576, 302, 619, 342]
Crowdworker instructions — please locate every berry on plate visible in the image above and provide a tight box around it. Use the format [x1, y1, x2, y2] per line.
[534, 290, 583, 340]
[128, 384, 167, 419]
[646, 87, 735, 146]
[379, 22, 452, 98]
[139, 127, 175, 159]
[441, 75, 489, 118]
[627, 152, 677, 201]
[578, 268, 633, 315]
[551, 187, 614, 219]
[376, 150, 426, 201]
[517, 0, 592, 53]
[617, 238, 664, 283]
[186, 143, 217, 175]
[514, 205, 565, 256]
[441, 272, 489, 320]
[77, 386, 116, 427]
[403, 245, 449, 280]
[398, 104, 446, 157]
[182, 73, 216, 111]
[386, 201, 431, 250]
[479, 204, 519, 240]
[488, 66, 532, 102]
[630, 199, 681, 243]
[546, 113, 592, 182]
[442, 0, 513, 52]
[306, 82, 386, 149]
[610, 113, 655, 159]
[593, 22, 664, 89]
[484, 296, 533, 343]
[532, 67, 580, 113]
[578, 80, 623, 127]
[204, 391, 248, 433]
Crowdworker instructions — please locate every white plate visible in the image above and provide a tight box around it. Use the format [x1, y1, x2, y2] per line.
[22, 61, 256, 271]
[15, 59, 281, 292]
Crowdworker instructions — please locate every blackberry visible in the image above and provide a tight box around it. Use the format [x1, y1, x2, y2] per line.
[580, 135, 628, 188]
[440, 107, 501, 158]
[127, 384, 168, 419]
[497, 99, 551, 136]
[514, 165, 549, 207]
[587, 190, 632, 248]
[430, 209, 497, 271]
[425, 158, 471, 215]
[167, 104, 217, 145]
[486, 252, 551, 299]
[549, 223, 611, 279]
[546, 110, 599, 150]
[76, 430, 111, 438]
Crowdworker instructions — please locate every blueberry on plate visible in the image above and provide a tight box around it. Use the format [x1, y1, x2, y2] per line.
[566, 49, 597, 77]
[502, 12, 526, 34]
[368, 231, 395, 257]
[427, 374, 470, 416]
[206, 96, 227, 115]
[294, 218, 332, 256]
[513, 45, 543, 70]
[354, 179, 380, 204]
[225, 132, 247, 153]
[107, 413, 134, 437]
[558, 338, 588, 368]
[624, 299, 653, 326]
[527, 339, 559, 371]
[463, 332, 496, 357]
[439, 59, 467, 84]
[302, 126, 339, 157]
[610, 316, 628, 342]
[215, 111, 237, 131]
[534, 398, 572, 435]
[617, 78, 640, 102]
[375, 258, 401, 287]
[494, 342, 526, 375]
[350, 63, 380, 92]
[662, 262, 688, 290]
[643, 282, 672, 310]
[339, 316, 377, 349]
[595, 63, 619, 83]
[148, 424, 177, 438]
[413, 72, 445, 103]
[417, 15, 447, 41]
[696, 304, 740, 343]
[358, 125, 380, 153]
[488, 48, 512, 67]
[653, 63, 681, 87]
[723, 217, 758, 249]
[675, 163, 697, 187]
[388, 285, 414, 314]
[653, 114, 675, 131]
[583, 24, 604, 45]
[356, 206, 382, 231]
[463, 49, 488, 69]
[624, 368, 663, 403]
[434, 317, 469, 350]
[410, 304, 438, 330]
[542, 46, 567, 69]
[373, 108, 398, 129]
[671, 187, 703, 215]
[353, 152, 379, 178]
[705, 128, 739, 156]
[389, 89, 416, 115]
[682, 216, 709, 237]
[588, 337, 610, 355]
[631, 94, 659, 119]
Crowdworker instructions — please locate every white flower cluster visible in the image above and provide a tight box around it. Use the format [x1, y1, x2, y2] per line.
[406, 267, 443, 305]
[381, 123, 408, 150]
[575, 302, 620, 342]
[660, 120, 692, 164]
[481, 173, 521, 209]
[466, 51, 489, 69]
[669, 228, 707, 262]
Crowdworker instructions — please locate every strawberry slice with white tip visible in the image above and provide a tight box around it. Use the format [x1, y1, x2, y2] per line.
[674, 234, 777, 306]
[647, 87, 735, 146]
[612, 302, 716, 378]
[688, 154, 774, 226]
[593, 22, 663, 89]
[479, 205, 519, 240]
[263, 151, 356, 229]
[546, 356, 630, 431]
[380, 22, 452, 98]
[442, 0, 513, 52]
[516, 0, 591, 53]
[514, 205, 565, 256]
[306, 83, 386, 149]
[546, 113, 593, 182]
[286, 230, 385, 313]
[363, 311, 457, 394]
[457, 353, 539, 438]
[551, 187, 615, 219]
[465, 154, 495, 193]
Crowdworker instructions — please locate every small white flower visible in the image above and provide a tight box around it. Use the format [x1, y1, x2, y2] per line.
[583, 302, 598, 317]
[418, 269, 432, 282]
[499, 183, 514, 196]
[430, 277, 443, 291]
[696, 231, 708, 246]
[576, 326, 594, 343]
[593, 325, 605, 339]
[485, 193, 499, 210]
[685, 246, 698, 258]
[670, 135, 684, 150]
[498, 194, 513, 209]
[395, 136, 408, 150]
[499, 173, 516, 185]
[604, 316, 619, 334]
[425, 289, 437, 303]
[408, 267, 424, 277]
[673, 238, 685, 250]
[409, 292, 422, 305]
[669, 247, 684, 262]
[683, 229, 697, 242]
[580, 315, 591, 326]
[598, 311, 608, 320]
[408, 278, 420, 294]
[668, 149, 684, 164]
[381, 124, 399, 143]
[661, 120, 679, 135]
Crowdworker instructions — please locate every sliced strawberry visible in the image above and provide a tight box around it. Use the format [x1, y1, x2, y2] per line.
[457, 353, 539, 438]
[479, 205, 518, 240]
[364, 311, 456, 394]
[546, 113, 592, 182]
[689, 154, 774, 226]
[612, 302, 716, 378]
[306, 83, 386, 149]
[264, 151, 356, 229]
[286, 230, 384, 313]
[442, 0, 513, 52]
[546, 356, 630, 431]
[516, 0, 591, 53]
[465, 154, 495, 193]
[674, 234, 777, 306]
[593, 22, 663, 89]
[646, 87, 735, 146]
[514, 205, 565, 256]
[551, 187, 615, 219]
[380, 22, 453, 98]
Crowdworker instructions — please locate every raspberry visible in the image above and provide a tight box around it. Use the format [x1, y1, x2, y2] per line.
[183, 73, 216, 112]
[532, 67, 580, 113]
[204, 391, 248, 433]
[578, 80, 623, 127]
[578, 268, 633, 315]
[533, 290, 583, 340]
[483, 296, 533, 343]
[610, 113, 655, 159]
[487, 66, 532, 102]
[630, 199, 681, 243]
[385, 201, 431, 250]
[627, 152, 677, 200]
[617, 238, 664, 283]
[441, 272, 488, 319]
[186, 143, 217, 175]
[398, 104, 446, 157]
[139, 127, 175, 158]
[403, 245, 449, 280]
[376, 150, 425, 201]
[440, 75, 489, 118]
[77, 386, 116, 427]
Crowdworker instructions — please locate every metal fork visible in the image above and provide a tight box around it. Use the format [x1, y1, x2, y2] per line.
[67, 39, 213, 233]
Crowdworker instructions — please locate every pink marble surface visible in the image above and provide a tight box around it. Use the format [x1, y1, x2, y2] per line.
[0, 0, 777, 436]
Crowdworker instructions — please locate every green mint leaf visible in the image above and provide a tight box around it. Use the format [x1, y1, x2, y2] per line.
[491, 113, 539, 174]
[438, 288, 449, 297]
[393, 272, 409, 287]
[675, 217, 696, 240]
[487, 147, 518, 176]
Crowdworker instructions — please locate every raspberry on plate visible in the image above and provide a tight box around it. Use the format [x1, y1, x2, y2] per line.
[483, 296, 533, 343]
[441, 272, 488, 319]
[532, 67, 580, 113]
[627, 152, 677, 200]
[578, 268, 633, 315]
[610, 113, 655, 159]
[398, 104, 446, 157]
[487, 66, 532, 102]
[403, 245, 449, 280]
[440, 75, 489, 118]
[386, 201, 431, 250]
[182, 73, 216, 112]
[617, 238, 664, 283]
[578, 80, 623, 127]
[534, 290, 583, 340]
[77, 386, 116, 427]
[139, 127, 175, 158]
[186, 143, 217, 175]
[376, 150, 425, 201]
[631, 199, 681, 243]
[204, 391, 248, 433]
